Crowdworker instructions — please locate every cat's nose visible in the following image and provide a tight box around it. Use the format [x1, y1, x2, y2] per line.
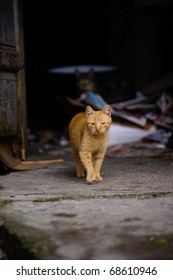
[96, 126, 101, 133]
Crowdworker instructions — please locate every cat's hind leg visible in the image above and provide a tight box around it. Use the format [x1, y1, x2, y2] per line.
[73, 152, 85, 177]
[76, 159, 85, 178]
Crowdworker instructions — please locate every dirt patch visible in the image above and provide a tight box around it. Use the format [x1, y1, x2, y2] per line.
[0, 226, 37, 260]
[115, 233, 173, 260]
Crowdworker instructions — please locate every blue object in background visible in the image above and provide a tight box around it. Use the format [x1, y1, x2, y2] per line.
[84, 91, 108, 110]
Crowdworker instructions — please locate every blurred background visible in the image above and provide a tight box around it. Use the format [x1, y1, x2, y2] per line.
[22, 0, 173, 133]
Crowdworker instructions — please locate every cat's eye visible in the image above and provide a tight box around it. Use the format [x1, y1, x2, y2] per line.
[102, 122, 106, 125]
[91, 123, 95, 125]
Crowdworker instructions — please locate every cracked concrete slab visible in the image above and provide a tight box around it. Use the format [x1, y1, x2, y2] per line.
[0, 150, 173, 259]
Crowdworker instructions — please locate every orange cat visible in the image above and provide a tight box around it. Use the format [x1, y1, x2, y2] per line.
[69, 105, 112, 183]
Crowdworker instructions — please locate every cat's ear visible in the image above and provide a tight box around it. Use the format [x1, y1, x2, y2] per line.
[103, 105, 111, 116]
[86, 106, 94, 116]
[75, 70, 81, 79]
[88, 68, 94, 80]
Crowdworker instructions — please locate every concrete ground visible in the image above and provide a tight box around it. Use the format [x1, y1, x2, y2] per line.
[0, 144, 173, 260]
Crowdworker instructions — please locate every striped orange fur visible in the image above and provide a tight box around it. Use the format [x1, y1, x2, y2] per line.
[69, 105, 112, 183]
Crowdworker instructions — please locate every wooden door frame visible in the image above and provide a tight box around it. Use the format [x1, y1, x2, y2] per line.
[0, 0, 27, 160]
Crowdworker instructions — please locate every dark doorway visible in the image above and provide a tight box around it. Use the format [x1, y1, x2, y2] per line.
[22, 1, 173, 133]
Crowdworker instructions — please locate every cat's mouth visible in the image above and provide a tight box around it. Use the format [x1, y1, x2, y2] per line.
[95, 131, 102, 135]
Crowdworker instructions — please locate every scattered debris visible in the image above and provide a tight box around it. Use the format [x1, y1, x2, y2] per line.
[66, 72, 173, 157]
[22, 159, 64, 165]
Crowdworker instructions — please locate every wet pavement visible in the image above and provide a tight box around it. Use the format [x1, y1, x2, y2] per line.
[0, 145, 173, 259]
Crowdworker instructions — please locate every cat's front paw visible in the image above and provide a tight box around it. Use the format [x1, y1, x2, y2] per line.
[86, 172, 95, 184]
[95, 174, 103, 182]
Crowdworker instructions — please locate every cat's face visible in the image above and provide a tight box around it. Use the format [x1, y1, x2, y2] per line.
[75, 71, 96, 93]
[78, 79, 95, 92]
[86, 105, 112, 135]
